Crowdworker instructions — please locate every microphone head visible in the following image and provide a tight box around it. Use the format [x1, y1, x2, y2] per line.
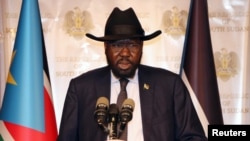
[122, 98, 135, 111]
[94, 97, 109, 124]
[109, 104, 119, 115]
[96, 97, 109, 108]
[119, 98, 135, 123]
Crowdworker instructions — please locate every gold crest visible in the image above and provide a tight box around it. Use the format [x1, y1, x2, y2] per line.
[63, 7, 94, 40]
[0, 31, 3, 41]
[161, 6, 188, 36]
[5, 28, 17, 38]
[214, 48, 238, 81]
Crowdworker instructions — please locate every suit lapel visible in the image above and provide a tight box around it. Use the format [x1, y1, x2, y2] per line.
[94, 65, 155, 140]
[92, 67, 111, 140]
[95, 67, 111, 100]
[138, 65, 154, 141]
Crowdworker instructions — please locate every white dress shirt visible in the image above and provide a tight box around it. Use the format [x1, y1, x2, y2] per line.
[109, 69, 144, 141]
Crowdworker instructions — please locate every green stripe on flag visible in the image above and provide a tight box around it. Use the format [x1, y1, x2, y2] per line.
[0, 134, 4, 141]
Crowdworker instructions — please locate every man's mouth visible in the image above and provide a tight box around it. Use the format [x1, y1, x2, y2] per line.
[118, 60, 131, 70]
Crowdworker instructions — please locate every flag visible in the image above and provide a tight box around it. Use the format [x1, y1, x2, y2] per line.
[180, 0, 224, 135]
[0, 0, 58, 140]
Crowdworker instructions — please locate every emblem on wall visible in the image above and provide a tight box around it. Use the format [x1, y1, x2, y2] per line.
[161, 6, 188, 36]
[214, 48, 238, 81]
[63, 7, 94, 39]
[0, 31, 3, 41]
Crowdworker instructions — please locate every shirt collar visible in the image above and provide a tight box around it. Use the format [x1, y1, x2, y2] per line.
[111, 69, 139, 84]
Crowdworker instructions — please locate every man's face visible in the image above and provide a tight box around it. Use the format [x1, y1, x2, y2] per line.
[105, 38, 143, 78]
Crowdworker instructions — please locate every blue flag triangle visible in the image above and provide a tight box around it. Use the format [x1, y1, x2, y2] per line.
[0, 0, 45, 132]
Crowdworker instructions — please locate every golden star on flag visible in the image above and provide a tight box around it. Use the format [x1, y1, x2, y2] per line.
[7, 50, 17, 85]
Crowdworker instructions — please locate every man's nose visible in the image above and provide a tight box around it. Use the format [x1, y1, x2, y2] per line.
[119, 45, 131, 56]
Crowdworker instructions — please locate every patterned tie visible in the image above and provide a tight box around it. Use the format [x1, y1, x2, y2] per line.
[117, 78, 129, 140]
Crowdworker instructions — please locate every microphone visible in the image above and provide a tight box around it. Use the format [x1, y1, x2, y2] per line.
[94, 97, 109, 134]
[108, 104, 119, 139]
[118, 98, 135, 137]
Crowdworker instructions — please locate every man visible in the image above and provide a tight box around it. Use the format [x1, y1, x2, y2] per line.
[57, 7, 208, 141]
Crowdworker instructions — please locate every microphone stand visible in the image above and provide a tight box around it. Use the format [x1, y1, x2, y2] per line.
[108, 104, 119, 140]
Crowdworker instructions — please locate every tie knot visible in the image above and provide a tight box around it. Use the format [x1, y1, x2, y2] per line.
[119, 78, 129, 91]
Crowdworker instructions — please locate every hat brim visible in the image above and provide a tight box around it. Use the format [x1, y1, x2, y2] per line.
[86, 30, 162, 42]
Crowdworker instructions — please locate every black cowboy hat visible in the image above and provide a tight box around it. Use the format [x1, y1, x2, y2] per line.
[86, 7, 162, 41]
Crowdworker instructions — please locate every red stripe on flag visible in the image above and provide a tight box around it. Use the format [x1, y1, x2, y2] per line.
[4, 87, 57, 141]
[5, 121, 46, 141]
[44, 87, 58, 140]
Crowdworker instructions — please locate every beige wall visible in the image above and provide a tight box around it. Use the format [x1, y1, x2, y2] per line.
[0, 0, 249, 130]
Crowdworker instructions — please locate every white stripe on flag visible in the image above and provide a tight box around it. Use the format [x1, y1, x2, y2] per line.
[181, 70, 209, 137]
[0, 121, 14, 141]
[43, 71, 53, 101]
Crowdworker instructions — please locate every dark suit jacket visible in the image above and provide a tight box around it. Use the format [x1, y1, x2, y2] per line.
[57, 65, 208, 141]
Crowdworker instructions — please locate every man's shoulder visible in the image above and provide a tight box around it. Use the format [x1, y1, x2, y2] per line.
[73, 66, 110, 80]
[138, 64, 183, 84]
[139, 64, 178, 76]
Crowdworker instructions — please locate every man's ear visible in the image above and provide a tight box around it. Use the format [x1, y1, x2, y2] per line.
[104, 42, 108, 49]
[104, 42, 108, 54]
